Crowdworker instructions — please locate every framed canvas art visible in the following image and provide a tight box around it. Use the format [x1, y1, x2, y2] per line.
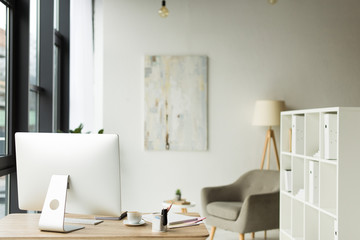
[144, 55, 208, 151]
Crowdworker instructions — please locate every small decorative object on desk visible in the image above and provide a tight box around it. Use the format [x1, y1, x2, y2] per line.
[175, 189, 181, 201]
[152, 214, 167, 232]
[152, 203, 172, 232]
[165, 199, 191, 205]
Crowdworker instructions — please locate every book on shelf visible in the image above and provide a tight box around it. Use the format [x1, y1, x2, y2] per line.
[283, 169, 292, 192]
[324, 113, 337, 160]
[334, 220, 338, 240]
[295, 189, 305, 200]
[309, 160, 319, 204]
[288, 128, 292, 152]
[292, 115, 304, 155]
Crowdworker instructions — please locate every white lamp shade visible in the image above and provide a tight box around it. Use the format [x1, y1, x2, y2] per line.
[252, 100, 285, 126]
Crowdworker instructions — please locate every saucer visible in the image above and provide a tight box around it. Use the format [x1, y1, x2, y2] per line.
[124, 220, 146, 226]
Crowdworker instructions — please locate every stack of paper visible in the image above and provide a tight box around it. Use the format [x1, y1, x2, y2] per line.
[142, 213, 204, 229]
[168, 215, 205, 229]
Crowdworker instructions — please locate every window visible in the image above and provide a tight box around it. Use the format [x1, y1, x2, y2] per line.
[0, 1, 8, 154]
[0, 0, 70, 215]
[29, 0, 39, 132]
[0, 1, 10, 218]
[28, 0, 69, 134]
[0, 175, 8, 217]
[36, 0, 69, 133]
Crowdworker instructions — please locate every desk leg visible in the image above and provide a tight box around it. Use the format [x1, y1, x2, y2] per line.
[181, 208, 188, 213]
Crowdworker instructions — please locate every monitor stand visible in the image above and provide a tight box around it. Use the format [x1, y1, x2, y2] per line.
[39, 175, 84, 233]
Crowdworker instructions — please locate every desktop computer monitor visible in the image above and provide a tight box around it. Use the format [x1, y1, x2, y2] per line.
[15, 132, 121, 232]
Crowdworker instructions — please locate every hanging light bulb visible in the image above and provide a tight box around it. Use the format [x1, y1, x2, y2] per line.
[158, 0, 169, 18]
[268, 0, 278, 5]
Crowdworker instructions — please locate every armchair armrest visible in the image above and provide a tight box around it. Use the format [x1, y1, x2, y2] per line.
[236, 191, 279, 233]
[201, 183, 240, 216]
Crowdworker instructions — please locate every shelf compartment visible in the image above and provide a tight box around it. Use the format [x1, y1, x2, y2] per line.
[291, 198, 304, 239]
[319, 212, 336, 240]
[305, 205, 319, 240]
[280, 193, 292, 234]
[281, 115, 292, 153]
[305, 113, 320, 157]
[281, 154, 292, 193]
[292, 157, 304, 200]
[319, 163, 337, 214]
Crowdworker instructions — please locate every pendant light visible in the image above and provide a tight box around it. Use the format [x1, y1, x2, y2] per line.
[158, 0, 169, 18]
[268, 0, 278, 5]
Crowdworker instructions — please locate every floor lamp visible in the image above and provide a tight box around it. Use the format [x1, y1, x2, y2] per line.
[252, 100, 285, 170]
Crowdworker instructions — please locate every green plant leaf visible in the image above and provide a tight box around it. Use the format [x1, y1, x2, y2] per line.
[59, 123, 104, 134]
[72, 123, 84, 133]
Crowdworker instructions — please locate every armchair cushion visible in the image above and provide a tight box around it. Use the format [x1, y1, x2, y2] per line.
[207, 201, 243, 221]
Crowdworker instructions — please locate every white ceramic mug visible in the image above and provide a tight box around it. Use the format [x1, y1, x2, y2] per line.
[127, 211, 142, 224]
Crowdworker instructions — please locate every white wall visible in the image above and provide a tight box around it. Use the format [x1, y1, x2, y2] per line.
[101, 0, 360, 213]
[70, 0, 103, 133]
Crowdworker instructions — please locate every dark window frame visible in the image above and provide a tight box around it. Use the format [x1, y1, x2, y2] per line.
[0, 0, 70, 213]
[0, 0, 14, 8]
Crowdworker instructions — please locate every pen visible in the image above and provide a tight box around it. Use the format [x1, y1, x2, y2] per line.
[194, 217, 206, 223]
[167, 203, 173, 212]
[95, 211, 128, 221]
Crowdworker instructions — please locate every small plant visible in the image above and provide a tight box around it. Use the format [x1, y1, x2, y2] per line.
[59, 123, 104, 134]
[175, 189, 181, 201]
[69, 123, 86, 133]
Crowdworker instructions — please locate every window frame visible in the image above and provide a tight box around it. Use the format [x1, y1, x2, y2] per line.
[0, 0, 70, 214]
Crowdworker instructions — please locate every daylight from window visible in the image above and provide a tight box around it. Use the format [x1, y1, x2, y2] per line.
[0, 2, 8, 218]
[29, 0, 39, 132]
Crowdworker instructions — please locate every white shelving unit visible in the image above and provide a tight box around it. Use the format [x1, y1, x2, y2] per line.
[280, 107, 360, 240]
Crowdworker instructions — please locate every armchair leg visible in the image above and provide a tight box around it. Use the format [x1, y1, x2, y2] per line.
[209, 226, 216, 240]
[239, 233, 244, 240]
[264, 230, 267, 239]
[251, 232, 255, 238]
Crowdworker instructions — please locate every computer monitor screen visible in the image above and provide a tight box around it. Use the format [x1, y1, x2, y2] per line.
[15, 133, 121, 218]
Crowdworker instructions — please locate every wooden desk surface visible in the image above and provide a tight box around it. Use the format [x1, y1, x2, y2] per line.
[0, 213, 209, 240]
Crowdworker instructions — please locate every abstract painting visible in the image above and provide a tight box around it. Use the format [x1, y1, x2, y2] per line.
[144, 55, 208, 151]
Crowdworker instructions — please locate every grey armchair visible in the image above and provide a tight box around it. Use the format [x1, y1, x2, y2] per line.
[201, 170, 279, 240]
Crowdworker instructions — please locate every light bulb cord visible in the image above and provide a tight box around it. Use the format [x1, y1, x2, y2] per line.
[162, 0, 166, 7]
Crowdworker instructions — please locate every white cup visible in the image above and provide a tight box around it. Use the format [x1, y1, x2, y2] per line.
[127, 211, 142, 224]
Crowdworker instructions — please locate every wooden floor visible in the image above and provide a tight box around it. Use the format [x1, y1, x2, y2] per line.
[205, 226, 279, 240]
